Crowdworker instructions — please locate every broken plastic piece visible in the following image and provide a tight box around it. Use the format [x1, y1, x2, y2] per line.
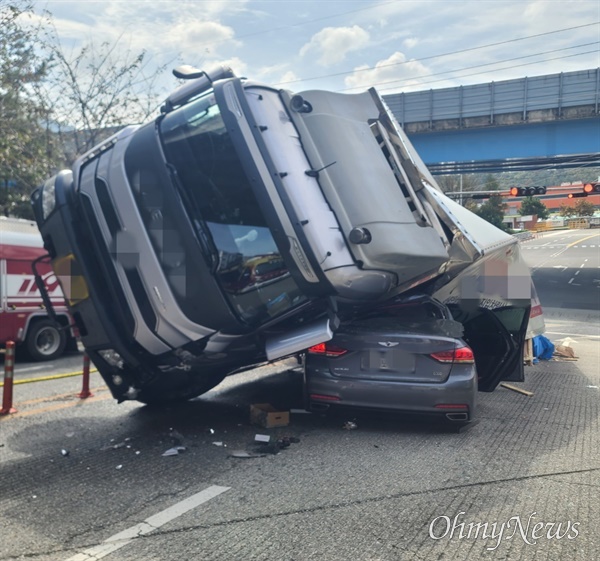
[229, 450, 266, 458]
[169, 429, 185, 442]
[254, 434, 270, 443]
[343, 421, 358, 430]
[61, 449, 69, 457]
[116, 465, 123, 470]
[212, 441, 224, 447]
[162, 446, 187, 457]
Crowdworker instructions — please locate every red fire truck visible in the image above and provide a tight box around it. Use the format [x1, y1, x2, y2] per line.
[0, 217, 76, 360]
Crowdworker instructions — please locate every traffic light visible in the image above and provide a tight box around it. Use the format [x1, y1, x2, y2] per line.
[568, 183, 600, 198]
[509, 186, 546, 197]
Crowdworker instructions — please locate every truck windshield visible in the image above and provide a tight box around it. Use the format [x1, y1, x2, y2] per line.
[159, 93, 306, 324]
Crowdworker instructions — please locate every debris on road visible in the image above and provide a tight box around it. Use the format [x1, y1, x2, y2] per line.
[342, 421, 358, 430]
[250, 403, 289, 428]
[162, 446, 187, 457]
[554, 345, 578, 360]
[500, 383, 534, 397]
[169, 429, 185, 444]
[212, 441, 224, 447]
[532, 335, 554, 361]
[61, 449, 69, 457]
[116, 465, 123, 470]
[228, 450, 266, 459]
[100, 437, 133, 451]
[254, 435, 301, 455]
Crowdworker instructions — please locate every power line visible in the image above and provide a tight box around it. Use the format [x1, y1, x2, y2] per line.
[228, 0, 399, 43]
[338, 42, 600, 92]
[372, 50, 599, 93]
[274, 21, 600, 87]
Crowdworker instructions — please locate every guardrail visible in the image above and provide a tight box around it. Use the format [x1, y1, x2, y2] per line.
[1, 344, 95, 416]
[0, 341, 17, 415]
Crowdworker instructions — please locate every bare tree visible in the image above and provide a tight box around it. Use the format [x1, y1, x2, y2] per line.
[40, 26, 169, 165]
[436, 174, 480, 194]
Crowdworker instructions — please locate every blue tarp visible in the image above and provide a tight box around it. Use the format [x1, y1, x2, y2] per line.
[532, 335, 555, 361]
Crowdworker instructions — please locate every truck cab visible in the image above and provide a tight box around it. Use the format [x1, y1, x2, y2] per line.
[31, 66, 539, 403]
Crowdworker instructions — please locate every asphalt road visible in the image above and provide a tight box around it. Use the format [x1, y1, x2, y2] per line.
[521, 228, 600, 312]
[1, 230, 598, 561]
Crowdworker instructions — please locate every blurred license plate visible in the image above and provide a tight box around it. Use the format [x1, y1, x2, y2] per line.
[367, 350, 414, 372]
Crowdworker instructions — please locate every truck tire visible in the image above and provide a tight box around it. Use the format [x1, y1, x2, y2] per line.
[25, 319, 67, 361]
[136, 372, 226, 405]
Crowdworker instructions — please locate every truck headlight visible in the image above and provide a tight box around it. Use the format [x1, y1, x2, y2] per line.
[98, 349, 124, 369]
[42, 180, 57, 219]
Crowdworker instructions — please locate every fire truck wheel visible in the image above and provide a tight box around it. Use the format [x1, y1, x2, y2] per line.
[26, 319, 67, 361]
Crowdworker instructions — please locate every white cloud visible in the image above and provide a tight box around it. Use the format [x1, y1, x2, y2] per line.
[402, 37, 419, 50]
[277, 70, 301, 87]
[344, 51, 432, 92]
[300, 25, 370, 66]
[255, 64, 300, 86]
[165, 20, 239, 52]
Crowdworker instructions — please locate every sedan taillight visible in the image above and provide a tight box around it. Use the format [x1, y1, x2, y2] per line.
[307, 342, 348, 358]
[430, 345, 475, 364]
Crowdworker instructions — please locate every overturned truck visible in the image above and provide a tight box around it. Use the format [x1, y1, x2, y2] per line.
[32, 65, 539, 404]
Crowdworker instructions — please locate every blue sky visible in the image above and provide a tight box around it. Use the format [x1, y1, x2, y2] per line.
[35, 0, 599, 96]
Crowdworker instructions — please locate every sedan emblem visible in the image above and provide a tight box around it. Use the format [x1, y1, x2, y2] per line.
[378, 341, 399, 347]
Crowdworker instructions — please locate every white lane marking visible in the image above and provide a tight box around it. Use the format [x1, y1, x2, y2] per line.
[545, 331, 600, 339]
[568, 278, 575, 284]
[580, 263, 586, 268]
[574, 271, 580, 276]
[64, 485, 230, 561]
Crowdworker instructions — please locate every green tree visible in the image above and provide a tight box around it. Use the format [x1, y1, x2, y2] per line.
[573, 199, 595, 217]
[475, 194, 508, 231]
[559, 203, 576, 218]
[519, 196, 550, 220]
[0, 0, 55, 218]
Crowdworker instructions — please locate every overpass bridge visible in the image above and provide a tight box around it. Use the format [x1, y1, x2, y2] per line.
[383, 68, 600, 174]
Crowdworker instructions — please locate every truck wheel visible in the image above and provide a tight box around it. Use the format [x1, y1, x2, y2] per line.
[136, 372, 226, 405]
[25, 319, 67, 361]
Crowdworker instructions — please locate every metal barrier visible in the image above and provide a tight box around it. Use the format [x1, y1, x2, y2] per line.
[1, 346, 96, 416]
[78, 353, 94, 399]
[0, 341, 17, 415]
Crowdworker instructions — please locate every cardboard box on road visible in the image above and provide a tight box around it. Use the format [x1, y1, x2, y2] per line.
[250, 403, 289, 428]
